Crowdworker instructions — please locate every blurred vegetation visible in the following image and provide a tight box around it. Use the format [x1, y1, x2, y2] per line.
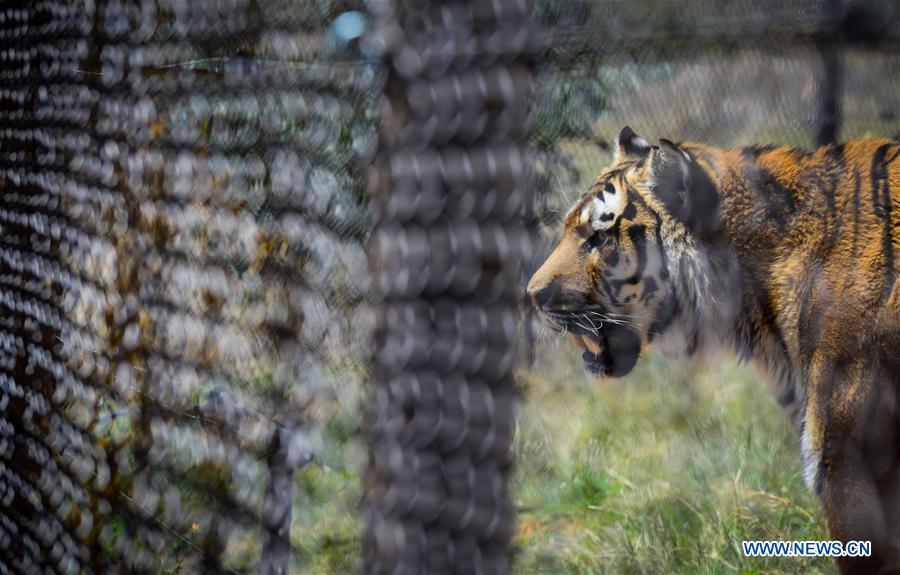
[513, 344, 828, 575]
[268, 344, 829, 574]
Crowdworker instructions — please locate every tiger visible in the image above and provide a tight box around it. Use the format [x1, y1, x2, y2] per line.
[527, 126, 900, 574]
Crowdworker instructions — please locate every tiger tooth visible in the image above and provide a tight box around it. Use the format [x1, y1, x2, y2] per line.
[569, 332, 587, 351]
[583, 335, 602, 356]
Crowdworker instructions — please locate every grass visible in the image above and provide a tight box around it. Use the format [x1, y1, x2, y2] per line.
[274, 334, 833, 574]
[512, 338, 830, 574]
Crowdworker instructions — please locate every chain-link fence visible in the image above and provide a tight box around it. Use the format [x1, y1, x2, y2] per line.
[363, 2, 532, 573]
[1, 0, 898, 573]
[0, 1, 378, 573]
[518, 1, 899, 572]
[528, 0, 899, 252]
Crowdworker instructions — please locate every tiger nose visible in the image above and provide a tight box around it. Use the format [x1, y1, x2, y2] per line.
[526, 277, 557, 310]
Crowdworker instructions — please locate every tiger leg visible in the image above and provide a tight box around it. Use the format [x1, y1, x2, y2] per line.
[877, 461, 900, 574]
[871, 371, 900, 574]
[876, 324, 900, 573]
[821, 450, 888, 574]
[805, 358, 890, 574]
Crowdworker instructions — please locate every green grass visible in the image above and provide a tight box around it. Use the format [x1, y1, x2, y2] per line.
[513, 340, 830, 574]
[245, 339, 832, 574]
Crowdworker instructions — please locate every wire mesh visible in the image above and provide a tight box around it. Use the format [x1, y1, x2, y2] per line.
[362, 1, 533, 573]
[0, 0, 898, 573]
[0, 1, 377, 573]
[528, 0, 900, 265]
[516, 1, 900, 571]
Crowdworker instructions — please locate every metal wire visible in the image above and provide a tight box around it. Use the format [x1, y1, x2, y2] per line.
[0, 0, 898, 573]
[363, 1, 533, 573]
[0, 1, 375, 573]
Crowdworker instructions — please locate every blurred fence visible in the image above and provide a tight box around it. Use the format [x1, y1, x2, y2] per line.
[0, 1, 377, 573]
[528, 0, 900, 265]
[0, 0, 899, 574]
[364, 2, 532, 573]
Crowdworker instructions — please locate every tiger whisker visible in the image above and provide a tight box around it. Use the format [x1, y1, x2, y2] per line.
[581, 313, 603, 333]
[541, 307, 647, 334]
[579, 314, 602, 335]
[571, 318, 598, 335]
[582, 311, 642, 329]
[590, 309, 652, 320]
[577, 307, 649, 320]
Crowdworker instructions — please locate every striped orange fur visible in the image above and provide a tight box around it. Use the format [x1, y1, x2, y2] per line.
[527, 127, 899, 574]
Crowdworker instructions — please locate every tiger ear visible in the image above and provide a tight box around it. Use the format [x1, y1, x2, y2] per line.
[614, 126, 651, 162]
[651, 139, 719, 235]
[651, 139, 691, 209]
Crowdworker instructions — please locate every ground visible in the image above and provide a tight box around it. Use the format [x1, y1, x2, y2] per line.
[513, 338, 829, 574]
[267, 335, 832, 574]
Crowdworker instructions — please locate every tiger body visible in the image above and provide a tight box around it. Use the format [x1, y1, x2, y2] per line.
[527, 128, 900, 574]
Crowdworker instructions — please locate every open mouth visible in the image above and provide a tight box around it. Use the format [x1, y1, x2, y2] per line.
[565, 322, 641, 378]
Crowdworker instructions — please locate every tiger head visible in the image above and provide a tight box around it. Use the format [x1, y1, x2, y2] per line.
[527, 126, 720, 378]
